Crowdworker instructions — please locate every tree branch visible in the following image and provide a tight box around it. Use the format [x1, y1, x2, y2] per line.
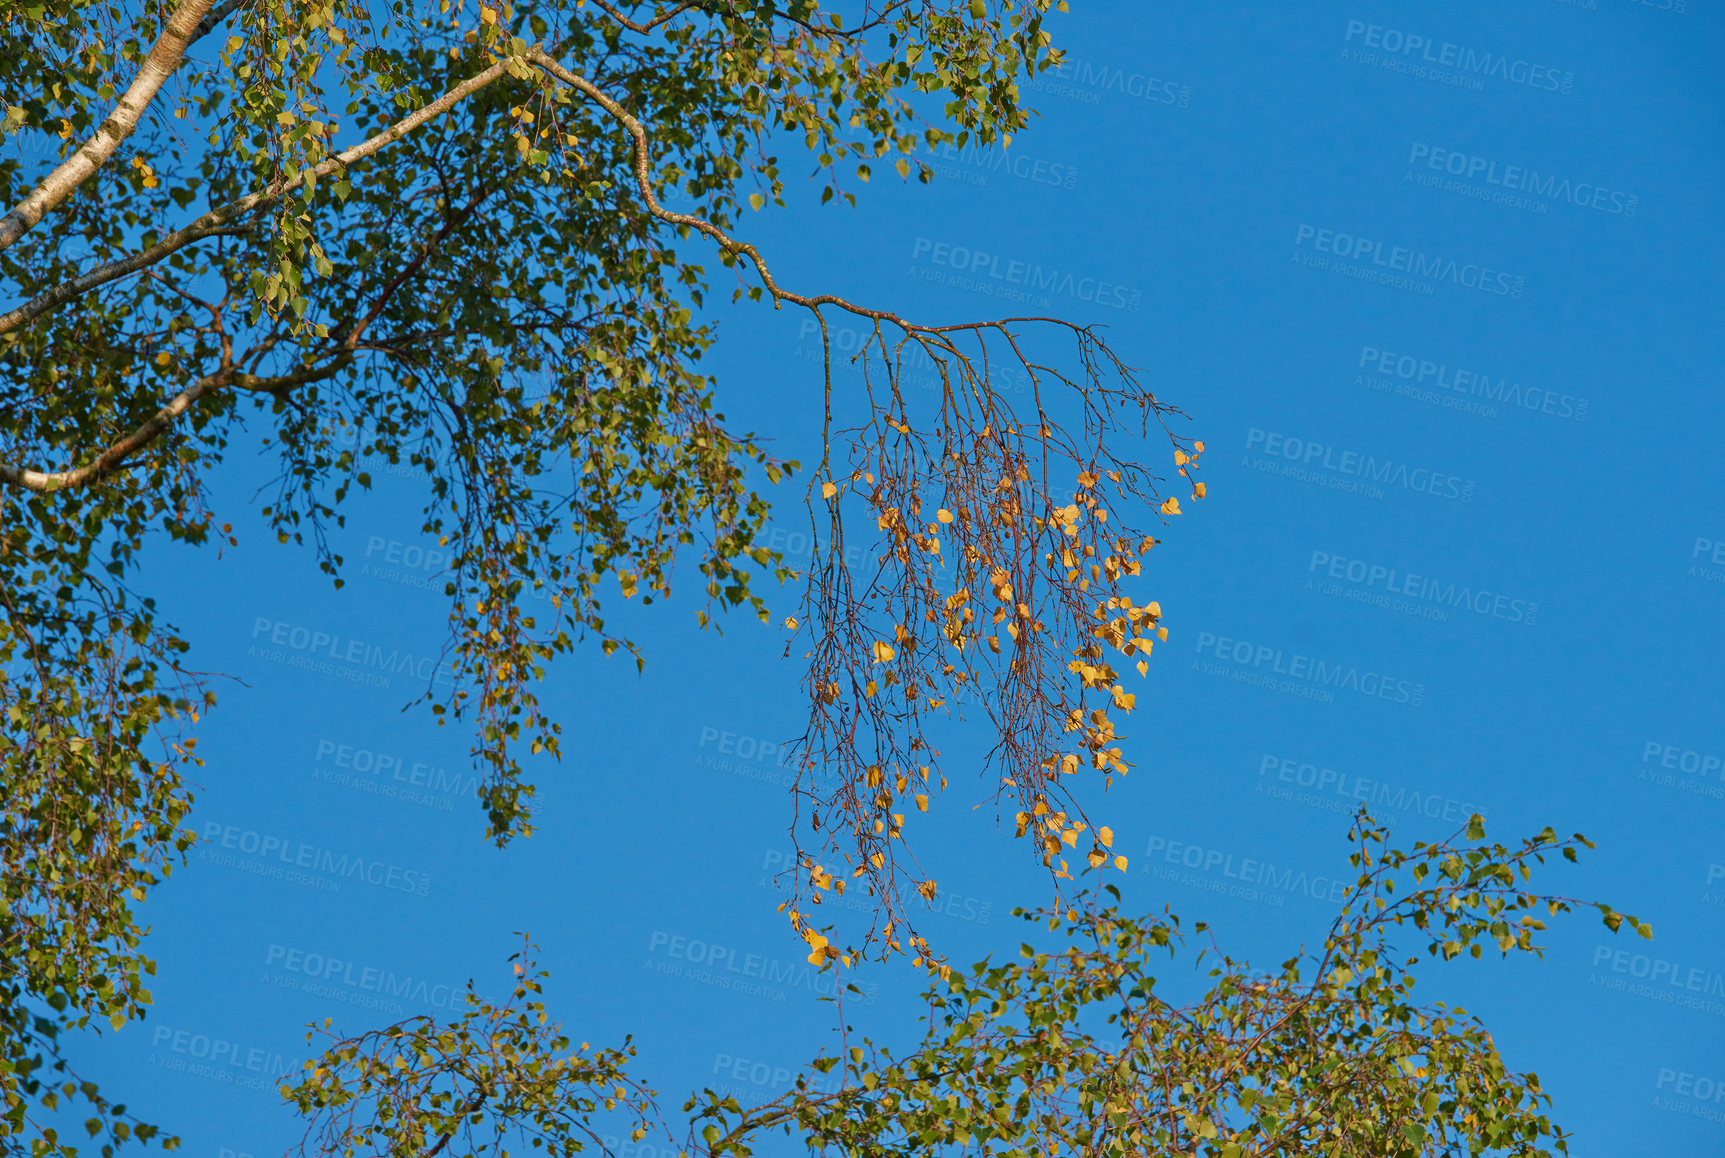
[0, 226, 252, 335]
[0, 0, 217, 253]
[190, 0, 253, 44]
[0, 58, 519, 336]
[0, 356, 349, 494]
[585, 0, 700, 34]
[527, 48, 1059, 339]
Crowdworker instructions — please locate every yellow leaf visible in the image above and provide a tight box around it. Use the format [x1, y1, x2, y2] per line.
[915, 794, 929, 811]
[872, 640, 896, 664]
[480, 4, 498, 21]
[1098, 826, 1114, 847]
[1114, 855, 1129, 871]
[822, 481, 838, 499]
[1193, 482, 1207, 499]
[918, 879, 938, 899]
[783, 616, 799, 630]
[1160, 496, 1181, 516]
[1193, 440, 1205, 453]
[937, 508, 953, 523]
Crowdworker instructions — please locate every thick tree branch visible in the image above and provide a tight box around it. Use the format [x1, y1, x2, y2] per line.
[0, 0, 216, 253]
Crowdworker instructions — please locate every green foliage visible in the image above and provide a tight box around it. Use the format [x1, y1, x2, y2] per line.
[293, 813, 1651, 1158]
[0, 1, 1643, 1153]
[0, 0, 1084, 1145]
[284, 937, 658, 1157]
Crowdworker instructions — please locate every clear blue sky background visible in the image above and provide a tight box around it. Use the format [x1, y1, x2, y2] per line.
[64, 1, 1725, 1154]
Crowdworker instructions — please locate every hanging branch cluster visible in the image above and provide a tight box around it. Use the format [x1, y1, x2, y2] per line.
[778, 316, 1206, 968]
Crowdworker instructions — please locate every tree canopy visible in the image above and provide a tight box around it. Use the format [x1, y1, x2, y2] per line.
[0, 0, 1647, 1154]
[285, 817, 1635, 1158]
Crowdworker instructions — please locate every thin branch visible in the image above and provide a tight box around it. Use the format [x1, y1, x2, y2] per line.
[586, 0, 700, 34]
[190, 0, 253, 44]
[0, 58, 519, 337]
[529, 48, 1066, 338]
[0, 226, 252, 334]
[341, 181, 501, 349]
[0, 356, 349, 494]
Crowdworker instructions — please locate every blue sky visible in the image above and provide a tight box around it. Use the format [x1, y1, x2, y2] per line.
[61, 1, 1725, 1153]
